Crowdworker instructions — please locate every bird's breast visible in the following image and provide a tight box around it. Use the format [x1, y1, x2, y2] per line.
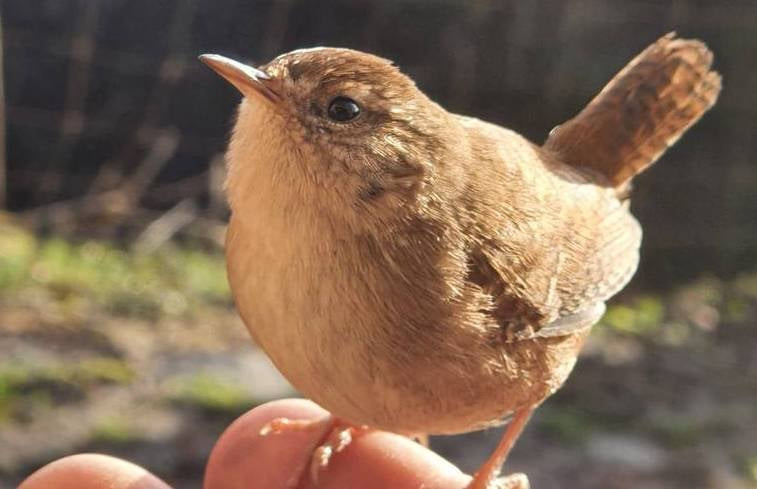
[225, 202, 588, 435]
[226, 208, 394, 416]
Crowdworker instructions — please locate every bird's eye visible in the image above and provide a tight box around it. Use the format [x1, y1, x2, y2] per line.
[327, 96, 361, 122]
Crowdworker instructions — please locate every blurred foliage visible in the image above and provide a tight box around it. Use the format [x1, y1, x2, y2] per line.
[601, 295, 665, 336]
[538, 406, 605, 444]
[597, 270, 757, 345]
[168, 373, 254, 415]
[743, 454, 757, 484]
[0, 357, 134, 425]
[0, 220, 230, 320]
[646, 414, 716, 449]
[91, 415, 140, 445]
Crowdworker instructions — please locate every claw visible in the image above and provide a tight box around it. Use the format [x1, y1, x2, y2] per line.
[258, 415, 368, 489]
[260, 417, 324, 436]
[492, 473, 530, 489]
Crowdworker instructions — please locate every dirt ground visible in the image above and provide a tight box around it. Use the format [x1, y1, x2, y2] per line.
[1, 267, 756, 489]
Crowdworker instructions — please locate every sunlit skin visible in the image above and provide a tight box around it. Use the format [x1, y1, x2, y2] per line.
[19, 400, 472, 489]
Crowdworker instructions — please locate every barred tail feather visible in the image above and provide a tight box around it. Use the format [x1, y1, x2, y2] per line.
[544, 33, 722, 188]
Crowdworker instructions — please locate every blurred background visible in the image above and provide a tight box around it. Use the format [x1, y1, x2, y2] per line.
[0, 1, 755, 488]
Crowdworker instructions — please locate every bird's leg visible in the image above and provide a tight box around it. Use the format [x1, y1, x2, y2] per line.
[466, 407, 533, 489]
[260, 415, 369, 488]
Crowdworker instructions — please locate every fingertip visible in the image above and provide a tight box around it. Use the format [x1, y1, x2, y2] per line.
[204, 399, 328, 489]
[205, 398, 469, 489]
[19, 453, 171, 489]
[320, 431, 469, 489]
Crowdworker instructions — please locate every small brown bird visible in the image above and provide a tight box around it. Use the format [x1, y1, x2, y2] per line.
[201, 33, 720, 488]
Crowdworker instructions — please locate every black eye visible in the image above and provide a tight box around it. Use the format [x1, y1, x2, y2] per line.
[327, 96, 361, 122]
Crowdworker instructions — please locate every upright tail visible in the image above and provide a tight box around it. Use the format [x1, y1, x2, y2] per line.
[544, 33, 722, 188]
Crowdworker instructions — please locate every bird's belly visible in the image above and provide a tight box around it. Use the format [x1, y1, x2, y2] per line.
[226, 215, 400, 422]
[226, 218, 589, 435]
[348, 331, 590, 435]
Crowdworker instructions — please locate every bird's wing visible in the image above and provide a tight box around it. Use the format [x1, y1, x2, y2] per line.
[455, 115, 642, 341]
[468, 179, 641, 342]
[514, 303, 606, 340]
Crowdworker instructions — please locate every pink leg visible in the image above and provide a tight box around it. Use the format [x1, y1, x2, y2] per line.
[466, 407, 533, 489]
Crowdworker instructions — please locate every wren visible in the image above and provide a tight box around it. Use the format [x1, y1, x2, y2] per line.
[201, 33, 721, 488]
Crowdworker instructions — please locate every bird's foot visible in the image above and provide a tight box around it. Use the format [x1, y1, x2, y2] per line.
[467, 472, 530, 489]
[491, 473, 530, 489]
[260, 415, 369, 488]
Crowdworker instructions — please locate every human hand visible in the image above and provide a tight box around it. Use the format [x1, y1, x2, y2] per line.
[19, 399, 472, 489]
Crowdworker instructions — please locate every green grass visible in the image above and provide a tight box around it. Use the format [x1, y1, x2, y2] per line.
[0, 358, 135, 390]
[0, 221, 230, 319]
[537, 404, 638, 444]
[0, 223, 37, 289]
[75, 357, 137, 384]
[168, 373, 253, 414]
[743, 454, 757, 483]
[537, 406, 597, 443]
[733, 273, 757, 298]
[646, 415, 708, 448]
[92, 415, 140, 444]
[598, 271, 757, 341]
[0, 358, 136, 425]
[601, 295, 665, 336]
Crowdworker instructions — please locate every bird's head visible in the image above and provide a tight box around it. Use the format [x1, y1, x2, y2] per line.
[201, 48, 459, 222]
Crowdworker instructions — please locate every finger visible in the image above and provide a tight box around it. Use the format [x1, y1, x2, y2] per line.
[204, 398, 471, 489]
[18, 453, 172, 489]
[204, 398, 329, 489]
[317, 429, 471, 489]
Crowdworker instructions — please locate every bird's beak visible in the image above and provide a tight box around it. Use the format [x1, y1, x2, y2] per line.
[199, 54, 280, 103]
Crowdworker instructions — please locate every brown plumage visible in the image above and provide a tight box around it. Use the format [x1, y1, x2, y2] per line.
[545, 32, 722, 188]
[200, 33, 720, 488]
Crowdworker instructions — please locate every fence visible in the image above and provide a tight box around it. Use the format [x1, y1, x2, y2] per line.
[3, 0, 756, 284]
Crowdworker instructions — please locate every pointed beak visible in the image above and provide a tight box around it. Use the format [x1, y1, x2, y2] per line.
[199, 54, 280, 103]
